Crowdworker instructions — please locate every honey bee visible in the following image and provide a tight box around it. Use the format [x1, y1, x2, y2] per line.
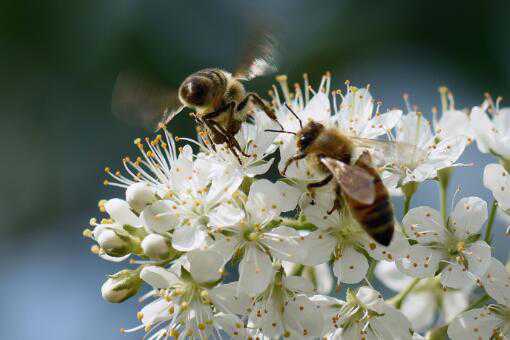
[111, 34, 282, 162]
[277, 108, 397, 246]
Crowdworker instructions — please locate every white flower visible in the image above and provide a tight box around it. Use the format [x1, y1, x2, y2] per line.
[282, 261, 334, 294]
[471, 96, 510, 160]
[382, 111, 467, 187]
[484, 163, 510, 214]
[205, 108, 280, 191]
[246, 267, 324, 339]
[207, 179, 303, 296]
[92, 198, 142, 261]
[300, 192, 408, 284]
[321, 286, 413, 340]
[141, 234, 173, 260]
[125, 250, 247, 339]
[432, 87, 474, 141]
[375, 260, 471, 331]
[271, 76, 401, 184]
[398, 197, 492, 289]
[126, 182, 157, 213]
[449, 259, 510, 340]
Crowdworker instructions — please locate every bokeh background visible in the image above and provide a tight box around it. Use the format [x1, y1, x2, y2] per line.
[1, 1, 509, 339]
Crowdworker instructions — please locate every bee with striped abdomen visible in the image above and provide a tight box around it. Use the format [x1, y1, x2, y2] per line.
[278, 109, 396, 246]
[112, 34, 282, 162]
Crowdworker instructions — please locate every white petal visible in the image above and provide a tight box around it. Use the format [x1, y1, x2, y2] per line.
[484, 163, 510, 211]
[208, 202, 245, 228]
[450, 197, 488, 238]
[140, 266, 180, 289]
[276, 181, 301, 212]
[371, 305, 413, 340]
[187, 249, 224, 283]
[360, 230, 410, 262]
[443, 290, 470, 322]
[140, 200, 180, 233]
[213, 313, 246, 339]
[209, 282, 251, 315]
[426, 135, 467, 171]
[171, 223, 207, 251]
[302, 197, 339, 229]
[301, 91, 331, 124]
[470, 106, 495, 154]
[403, 206, 445, 243]
[448, 307, 501, 340]
[284, 294, 324, 338]
[397, 245, 442, 278]
[300, 230, 336, 266]
[246, 179, 283, 224]
[482, 257, 510, 306]
[436, 109, 473, 140]
[440, 263, 474, 289]
[356, 286, 385, 313]
[238, 245, 273, 296]
[284, 275, 314, 293]
[400, 291, 436, 331]
[248, 298, 283, 338]
[126, 182, 156, 213]
[374, 260, 414, 292]
[262, 226, 306, 263]
[397, 111, 433, 148]
[140, 298, 171, 325]
[464, 240, 492, 277]
[332, 246, 369, 284]
[105, 198, 139, 226]
[361, 110, 402, 139]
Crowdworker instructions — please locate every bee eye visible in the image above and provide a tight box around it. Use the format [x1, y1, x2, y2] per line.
[181, 80, 209, 106]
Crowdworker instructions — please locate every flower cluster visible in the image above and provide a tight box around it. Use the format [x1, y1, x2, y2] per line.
[84, 74, 510, 339]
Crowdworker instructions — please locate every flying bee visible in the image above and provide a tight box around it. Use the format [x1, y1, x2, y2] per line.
[111, 33, 282, 162]
[271, 106, 406, 246]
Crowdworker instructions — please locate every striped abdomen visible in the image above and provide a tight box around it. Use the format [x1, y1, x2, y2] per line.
[179, 68, 227, 108]
[345, 158, 394, 246]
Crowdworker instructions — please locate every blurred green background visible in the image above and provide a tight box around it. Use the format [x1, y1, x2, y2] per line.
[1, 1, 509, 339]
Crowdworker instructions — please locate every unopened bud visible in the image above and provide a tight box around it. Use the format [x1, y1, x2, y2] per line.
[101, 269, 142, 303]
[141, 234, 172, 259]
[126, 182, 156, 213]
[96, 228, 131, 257]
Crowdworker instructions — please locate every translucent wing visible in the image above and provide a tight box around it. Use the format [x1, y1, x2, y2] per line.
[350, 137, 428, 168]
[321, 158, 376, 205]
[234, 31, 278, 81]
[112, 70, 184, 131]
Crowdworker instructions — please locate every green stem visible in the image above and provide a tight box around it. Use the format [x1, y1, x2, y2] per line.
[280, 218, 316, 231]
[402, 181, 419, 216]
[438, 168, 452, 226]
[484, 200, 498, 245]
[467, 293, 491, 310]
[389, 278, 421, 309]
[439, 182, 448, 226]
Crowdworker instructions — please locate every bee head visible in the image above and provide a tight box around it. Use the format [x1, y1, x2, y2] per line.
[179, 77, 212, 107]
[297, 121, 324, 151]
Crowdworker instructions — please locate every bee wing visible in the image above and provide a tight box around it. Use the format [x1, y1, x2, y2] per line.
[111, 70, 184, 131]
[350, 137, 427, 168]
[321, 157, 376, 205]
[233, 30, 278, 81]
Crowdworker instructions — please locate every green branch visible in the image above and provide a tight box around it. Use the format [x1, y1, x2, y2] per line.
[484, 200, 498, 245]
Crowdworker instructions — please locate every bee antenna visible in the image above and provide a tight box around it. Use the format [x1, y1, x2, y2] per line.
[265, 129, 297, 136]
[285, 103, 303, 129]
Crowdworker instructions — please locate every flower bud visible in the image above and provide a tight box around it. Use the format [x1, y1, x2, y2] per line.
[141, 234, 172, 259]
[95, 227, 132, 257]
[126, 182, 156, 213]
[101, 269, 142, 303]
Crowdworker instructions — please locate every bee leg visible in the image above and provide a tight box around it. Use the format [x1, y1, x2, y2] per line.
[307, 174, 333, 199]
[327, 184, 343, 215]
[282, 153, 307, 176]
[238, 92, 284, 130]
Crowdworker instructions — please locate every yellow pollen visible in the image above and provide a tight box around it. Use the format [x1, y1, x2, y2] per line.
[180, 301, 189, 310]
[198, 323, 206, 331]
[144, 323, 152, 332]
[104, 167, 110, 173]
[82, 229, 92, 238]
[168, 306, 174, 314]
[91, 245, 100, 254]
[89, 218, 97, 226]
[98, 200, 107, 212]
[103, 179, 109, 186]
[457, 241, 465, 252]
[134, 138, 141, 145]
[137, 312, 143, 320]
